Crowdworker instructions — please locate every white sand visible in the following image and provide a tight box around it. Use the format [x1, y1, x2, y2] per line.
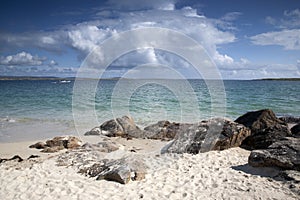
[0, 136, 299, 200]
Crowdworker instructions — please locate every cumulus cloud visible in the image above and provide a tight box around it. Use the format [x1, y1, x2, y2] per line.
[250, 29, 300, 50]
[0, 51, 46, 66]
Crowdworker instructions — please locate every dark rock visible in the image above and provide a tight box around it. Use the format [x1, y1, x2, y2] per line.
[144, 121, 192, 141]
[29, 142, 46, 149]
[0, 155, 23, 163]
[27, 155, 40, 160]
[84, 127, 101, 136]
[100, 116, 144, 138]
[97, 165, 131, 184]
[291, 123, 300, 137]
[248, 137, 300, 171]
[162, 118, 251, 154]
[235, 109, 291, 150]
[279, 116, 300, 124]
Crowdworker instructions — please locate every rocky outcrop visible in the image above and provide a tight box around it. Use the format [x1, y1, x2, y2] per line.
[162, 118, 251, 154]
[235, 109, 291, 150]
[80, 157, 146, 184]
[29, 136, 82, 153]
[291, 123, 300, 137]
[144, 121, 192, 141]
[248, 137, 300, 171]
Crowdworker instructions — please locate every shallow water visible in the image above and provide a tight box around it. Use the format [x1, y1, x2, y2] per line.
[0, 79, 299, 142]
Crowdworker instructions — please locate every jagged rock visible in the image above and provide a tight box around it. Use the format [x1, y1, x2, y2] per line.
[279, 116, 300, 124]
[81, 141, 119, 153]
[291, 123, 300, 137]
[235, 109, 291, 150]
[29, 142, 46, 149]
[144, 121, 192, 141]
[100, 116, 144, 138]
[248, 137, 300, 171]
[162, 118, 251, 154]
[84, 127, 101, 136]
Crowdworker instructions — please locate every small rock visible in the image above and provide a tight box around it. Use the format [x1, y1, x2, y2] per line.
[84, 127, 101, 136]
[29, 142, 46, 149]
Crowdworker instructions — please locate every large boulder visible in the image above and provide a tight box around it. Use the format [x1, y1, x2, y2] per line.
[162, 118, 251, 154]
[291, 123, 300, 137]
[248, 137, 300, 171]
[235, 109, 291, 150]
[99, 116, 144, 138]
[144, 121, 192, 141]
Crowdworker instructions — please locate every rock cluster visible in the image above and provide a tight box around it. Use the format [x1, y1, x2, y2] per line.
[29, 136, 82, 153]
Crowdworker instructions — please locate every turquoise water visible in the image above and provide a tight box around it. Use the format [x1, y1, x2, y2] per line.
[0, 79, 299, 142]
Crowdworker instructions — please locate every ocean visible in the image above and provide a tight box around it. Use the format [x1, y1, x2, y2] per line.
[0, 79, 299, 142]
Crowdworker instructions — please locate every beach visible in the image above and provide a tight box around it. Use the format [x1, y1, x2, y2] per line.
[0, 135, 299, 200]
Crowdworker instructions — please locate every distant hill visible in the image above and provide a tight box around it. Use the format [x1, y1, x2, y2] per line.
[255, 78, 300, 81]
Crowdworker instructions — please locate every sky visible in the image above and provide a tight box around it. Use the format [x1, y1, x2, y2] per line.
[0, 0, 300, 79]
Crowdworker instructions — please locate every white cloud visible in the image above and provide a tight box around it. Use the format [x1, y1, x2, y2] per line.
[250, 29, 300, 50]
[265, 9, 300, 29]
[0, 51, 46, 66]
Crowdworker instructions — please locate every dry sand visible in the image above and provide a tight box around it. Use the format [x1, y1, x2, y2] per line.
[0, 136, 299, 200]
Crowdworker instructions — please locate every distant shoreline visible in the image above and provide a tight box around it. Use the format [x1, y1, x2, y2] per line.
[0, 76, 299, 81]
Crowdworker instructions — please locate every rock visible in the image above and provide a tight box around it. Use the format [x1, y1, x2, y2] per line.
[279, 116, 300, 124]
[291, 123, 300, 137]
[29, 142, 46, 149]
[100, 116, 144, 138]
[235, 109, 291, 150]
[41, 146, 64, 153]
[248, 137, 300, 171]
[66, 136, 82, 149]
[97, 158, 146, 184]
[144, 121, 192, 141]
[0, 155, 23, 163]
[84, 127, 101, 136]
[27, 155, 40, 160]
[81, 157, 146, 184]
[97, 165, 132, 184]
[30, 136, 82, 153]
[46, 136, 68, 148]
[162, 118, 251, 154]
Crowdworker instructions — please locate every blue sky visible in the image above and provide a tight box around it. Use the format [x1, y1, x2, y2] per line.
[0, 0, 300, 79]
